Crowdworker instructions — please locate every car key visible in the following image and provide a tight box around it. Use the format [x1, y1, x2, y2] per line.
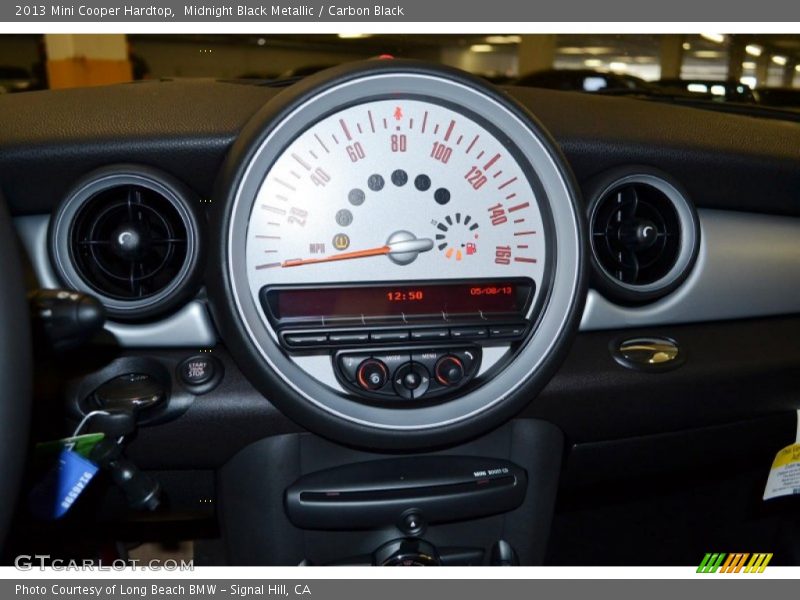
[89, 439, 161, 512]
[87, 411, 162, 512]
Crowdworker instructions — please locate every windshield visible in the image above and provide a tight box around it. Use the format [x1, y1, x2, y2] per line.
[2, 33, 799, 117]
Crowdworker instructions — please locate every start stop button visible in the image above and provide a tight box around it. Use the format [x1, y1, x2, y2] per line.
[177, 354, 223, 394]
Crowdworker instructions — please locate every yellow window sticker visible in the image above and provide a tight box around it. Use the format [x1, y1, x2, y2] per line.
[763, 410, 800, 501]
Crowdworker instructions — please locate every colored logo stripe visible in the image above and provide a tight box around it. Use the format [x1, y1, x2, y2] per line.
[697, 553, 773, 573]
[697, 553, 726, 573]
[744, 553, 773, 573]
[720, 553, 749, 573]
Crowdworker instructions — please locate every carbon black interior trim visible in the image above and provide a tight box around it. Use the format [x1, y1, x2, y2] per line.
[581, 209, 800, 330]
[16, 207, 800, 343]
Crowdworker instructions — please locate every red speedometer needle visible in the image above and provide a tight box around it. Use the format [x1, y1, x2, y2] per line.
[282, 245, 390, 267]
[281, 234, 434, 268]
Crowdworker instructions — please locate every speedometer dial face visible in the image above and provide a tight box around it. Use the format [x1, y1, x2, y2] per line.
[245, 98, 548, 315]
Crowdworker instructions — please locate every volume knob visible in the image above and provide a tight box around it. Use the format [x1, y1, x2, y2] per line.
[434, 356, 465, 386]
[356, 359, 389, 391]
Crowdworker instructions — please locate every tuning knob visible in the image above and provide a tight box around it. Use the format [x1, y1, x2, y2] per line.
[434, 355, 465, 386]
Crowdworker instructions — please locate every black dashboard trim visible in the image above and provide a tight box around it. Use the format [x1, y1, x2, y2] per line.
[1, 79, 799, 218]
[109, 315, 800, 470]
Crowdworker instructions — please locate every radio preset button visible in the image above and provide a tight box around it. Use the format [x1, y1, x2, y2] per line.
[450, 327, 488, 340]
[489, 325, 526, 338]
[329, 332, 370, 344]
[410, 329, 450, 341]
[371, 331, 410, 343]
[285, 333, 328, 346]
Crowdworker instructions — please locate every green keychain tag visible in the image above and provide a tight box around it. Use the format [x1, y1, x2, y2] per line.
[34, 433, 105, 460]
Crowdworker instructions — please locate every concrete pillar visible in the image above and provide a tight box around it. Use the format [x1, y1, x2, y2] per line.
[659, 35, 684, 80]
[727, 38, 746, 81]
[755, 54, 770, 88]
[44, 34, 132, 89]
[782, 61, 796, 87]
[518, 35, 556, 76]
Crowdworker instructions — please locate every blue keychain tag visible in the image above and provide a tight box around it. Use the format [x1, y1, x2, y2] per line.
[29, 448, 99, 520]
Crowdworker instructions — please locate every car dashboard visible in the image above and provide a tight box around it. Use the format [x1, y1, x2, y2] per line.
[2, 61, 800, 566]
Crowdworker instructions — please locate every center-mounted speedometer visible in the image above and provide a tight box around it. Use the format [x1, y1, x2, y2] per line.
[212, 60, 586, 450]
[246, 97, 545, 290]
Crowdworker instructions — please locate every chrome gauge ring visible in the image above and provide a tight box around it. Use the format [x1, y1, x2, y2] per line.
[212, 60, 586, 449]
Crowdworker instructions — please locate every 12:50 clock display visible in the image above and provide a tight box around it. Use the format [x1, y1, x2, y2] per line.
[387, 290, 424, 302]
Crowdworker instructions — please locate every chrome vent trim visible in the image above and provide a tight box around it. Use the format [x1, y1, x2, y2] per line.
[49, 165, 204, 321]
[588, 171, 699, 302]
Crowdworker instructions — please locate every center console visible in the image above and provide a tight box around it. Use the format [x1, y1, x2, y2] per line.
[217, 419, 563, 565]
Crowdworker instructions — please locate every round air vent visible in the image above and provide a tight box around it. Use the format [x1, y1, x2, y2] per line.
[587, 168, 699, 303]
[50, 165, 204, 321]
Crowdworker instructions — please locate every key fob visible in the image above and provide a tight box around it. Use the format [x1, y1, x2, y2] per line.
[28, 449, 98, 520]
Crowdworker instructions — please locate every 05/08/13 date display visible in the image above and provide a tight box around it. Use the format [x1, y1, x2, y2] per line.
[264, 281, 532, 324]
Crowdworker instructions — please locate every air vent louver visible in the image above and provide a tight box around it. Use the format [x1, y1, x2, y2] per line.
[51, 166, 203, 321]
[71, 184, 188, 300]
[588, 170, 699, 303]
[591, 182, 680, 286]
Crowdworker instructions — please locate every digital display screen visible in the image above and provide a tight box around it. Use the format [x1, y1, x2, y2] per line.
[264, 281, 532, 324]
